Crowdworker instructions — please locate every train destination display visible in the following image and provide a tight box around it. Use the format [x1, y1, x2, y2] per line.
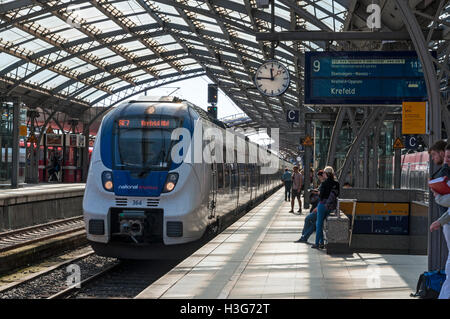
[305, 51, 429, 105]
[117, 117, 177, 129]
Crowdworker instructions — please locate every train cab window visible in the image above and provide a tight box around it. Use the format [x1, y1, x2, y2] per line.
[113, 116, 182, 171]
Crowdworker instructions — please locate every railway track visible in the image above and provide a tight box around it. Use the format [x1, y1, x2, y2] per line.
[1, 188, 282, 299]
[0, 248, 181, 299]
[62, 258, 182, 299]
[0, 247, 119, 299]
[0, 216, 85, 253]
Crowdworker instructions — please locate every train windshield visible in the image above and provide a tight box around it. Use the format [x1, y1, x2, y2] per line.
[113, 116, 182, 171]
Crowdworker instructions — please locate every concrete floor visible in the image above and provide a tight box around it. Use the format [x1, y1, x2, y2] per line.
[136, 189, 427, 299]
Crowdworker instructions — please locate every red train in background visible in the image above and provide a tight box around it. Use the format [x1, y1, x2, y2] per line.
[400, 151, 429, 190]
[21, 139, 92, 183]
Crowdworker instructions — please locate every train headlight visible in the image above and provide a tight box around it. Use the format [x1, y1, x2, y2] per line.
[163, 173, 179, 193]
[102, 171, 114, 192]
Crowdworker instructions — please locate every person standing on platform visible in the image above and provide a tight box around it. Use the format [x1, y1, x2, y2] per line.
[312, 166, 339, 249]
[429, 143, 450, 299]
[289, 166, 303, 214]
[429, 140, 450, 179]
[295, 170, 325, 243]
[281, 168, 292, 202]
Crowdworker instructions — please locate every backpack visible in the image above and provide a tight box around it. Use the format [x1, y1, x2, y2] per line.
[325, 181, 339, 211]
[325, 189, 338, 211]
[410, 270, 446, 299]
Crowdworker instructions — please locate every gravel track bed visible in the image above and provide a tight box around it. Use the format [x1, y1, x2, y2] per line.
[70, 259, 180, 299]
[0, 255, 118, 299]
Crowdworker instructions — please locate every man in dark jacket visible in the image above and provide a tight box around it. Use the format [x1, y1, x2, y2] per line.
[312, 166, 340, 249]
[429, 140, 450, 216]
[294, 170, 325, 243]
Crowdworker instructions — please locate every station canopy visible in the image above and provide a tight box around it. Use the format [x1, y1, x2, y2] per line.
[0, 0, 447, 158]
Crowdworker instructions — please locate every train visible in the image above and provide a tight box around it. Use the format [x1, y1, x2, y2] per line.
[400, 151, 429, 190]
[83, 96, 291, 259]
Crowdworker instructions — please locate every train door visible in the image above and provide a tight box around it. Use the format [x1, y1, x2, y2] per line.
[249, 164, 253, 202]
[208, 162, 218, 219]
[231, 162, 239, 213]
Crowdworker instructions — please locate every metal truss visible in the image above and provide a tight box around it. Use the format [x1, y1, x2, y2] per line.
[0, 0, 448, 157]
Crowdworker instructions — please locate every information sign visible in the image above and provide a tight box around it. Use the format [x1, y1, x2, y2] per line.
[305, 51, 432, 105]
[402, 101, 428, 135]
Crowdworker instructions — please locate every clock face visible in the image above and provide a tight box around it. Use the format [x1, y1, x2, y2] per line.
[254, 60, 290, 97]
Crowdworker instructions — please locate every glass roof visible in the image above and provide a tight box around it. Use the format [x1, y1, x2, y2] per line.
[2, 0, 446, 156]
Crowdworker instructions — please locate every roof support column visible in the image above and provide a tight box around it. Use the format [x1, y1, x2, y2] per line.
[394, 0, 445, 272]
[363, 135, 369, 188]
[25, 110, 39, 184]
[370, 111, 386, 188]
[326, 107, 346, 167]
[303, 119, 312, 209]
[82, 123, 90, 183]
[11, 97, 20, 188]
[353, 158, 359, 187]
[393, 120, 402, 189]
[338, 107, 383, 185]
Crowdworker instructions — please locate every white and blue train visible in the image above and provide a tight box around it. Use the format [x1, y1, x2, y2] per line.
[83, 97, 291, 259]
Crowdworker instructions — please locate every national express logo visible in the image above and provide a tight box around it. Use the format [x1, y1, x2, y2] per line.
[118, 184, 139, 190]
[118, 185, 158, 190]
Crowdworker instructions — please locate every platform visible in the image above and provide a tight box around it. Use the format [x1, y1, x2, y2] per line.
[0, 183, 85, 231]
[136, 189, 427, 299]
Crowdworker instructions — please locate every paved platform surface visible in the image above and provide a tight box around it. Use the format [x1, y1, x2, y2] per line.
[0, 183, 85, 193]
[136, 189, 427, 299]
[0, 183, 85, 203]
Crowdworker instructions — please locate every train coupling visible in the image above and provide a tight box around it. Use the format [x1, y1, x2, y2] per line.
[119, 211, 146, 243]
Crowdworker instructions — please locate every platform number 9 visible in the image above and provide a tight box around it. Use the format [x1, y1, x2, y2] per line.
[66, 264, 81, 288]
[313, 60, 320, 72]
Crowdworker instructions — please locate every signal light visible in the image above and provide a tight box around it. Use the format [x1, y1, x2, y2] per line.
[207, 84, 218, 104]
[207, 106, 218, 119]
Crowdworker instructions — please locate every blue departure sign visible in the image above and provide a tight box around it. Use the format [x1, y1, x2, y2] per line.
[305, 51, 431, 105]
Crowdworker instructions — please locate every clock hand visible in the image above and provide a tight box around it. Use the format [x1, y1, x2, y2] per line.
[256, 76, 273, 80]
[270, 68, 274, 80]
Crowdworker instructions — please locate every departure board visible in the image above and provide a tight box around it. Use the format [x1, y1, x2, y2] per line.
[305, 51, 431, 105]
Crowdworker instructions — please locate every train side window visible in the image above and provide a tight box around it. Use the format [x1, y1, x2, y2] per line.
[217, 163, 224, 189]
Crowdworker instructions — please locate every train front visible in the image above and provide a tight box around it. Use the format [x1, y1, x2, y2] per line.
[83, 99, 205, 258]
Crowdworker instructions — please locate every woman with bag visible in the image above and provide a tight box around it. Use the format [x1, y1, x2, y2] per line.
[312, 166, 340, 249]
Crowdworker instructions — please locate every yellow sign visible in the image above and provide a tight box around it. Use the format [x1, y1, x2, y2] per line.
[393, 137, 405, 149]
[27, 133, 37, 144]
[340, 202, 372, 216]
[340, 202, 409, 216]
[19, 125, 27, 137]
[302, 136, 314, 146]
[373, 203, 409, 216]
[402, 101, 428, 135]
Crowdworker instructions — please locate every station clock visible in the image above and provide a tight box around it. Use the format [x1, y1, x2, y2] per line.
[254, 60, 290, 97]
